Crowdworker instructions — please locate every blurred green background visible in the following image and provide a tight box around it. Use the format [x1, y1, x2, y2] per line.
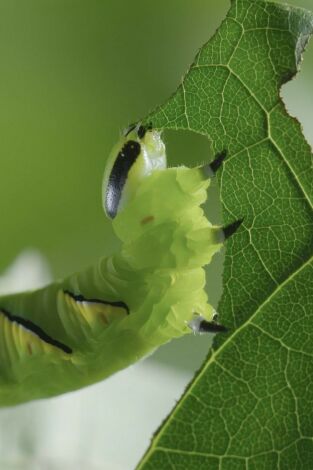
[0, 1, 312, 468]
[0, 0, 228, 276]
[0, 0, 312, 273]
[0, 0, 312, 371]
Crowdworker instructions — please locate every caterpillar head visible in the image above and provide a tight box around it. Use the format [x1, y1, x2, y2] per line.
[103, 123, 167, 219]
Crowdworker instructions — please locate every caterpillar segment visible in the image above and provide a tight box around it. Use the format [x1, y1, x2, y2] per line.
[0, 124, 243, 406]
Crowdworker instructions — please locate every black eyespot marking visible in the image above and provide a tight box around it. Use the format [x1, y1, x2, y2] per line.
[105, 140, 141, 218]
[0, 307, 72, 354]
[64, 290, 130, 315]
[137, 125, 146, 139]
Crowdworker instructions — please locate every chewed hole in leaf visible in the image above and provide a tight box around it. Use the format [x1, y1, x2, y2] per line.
[163, 129, 213, 168]
[163, 128, 225, 308]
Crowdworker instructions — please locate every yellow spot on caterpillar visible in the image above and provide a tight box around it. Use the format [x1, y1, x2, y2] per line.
[0, 310, 71, 360]
[60, 291, 128, 336]
[141, 215, 154, 225]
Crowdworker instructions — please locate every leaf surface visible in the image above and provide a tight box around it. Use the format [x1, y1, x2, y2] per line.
[138, 0, 313, 468]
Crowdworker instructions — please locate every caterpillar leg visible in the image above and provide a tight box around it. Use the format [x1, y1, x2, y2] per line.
[200, 148, 244, 240]
[222, 219, 244, 240]
[202, 149, 227, 177]
[188, 314, 228, 334]
[210, 218, 244, 246]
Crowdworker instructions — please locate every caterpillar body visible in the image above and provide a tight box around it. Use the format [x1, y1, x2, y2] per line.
[0, 124, 241, 406]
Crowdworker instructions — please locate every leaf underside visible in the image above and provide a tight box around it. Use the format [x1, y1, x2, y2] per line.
[138, 0, 313, 468]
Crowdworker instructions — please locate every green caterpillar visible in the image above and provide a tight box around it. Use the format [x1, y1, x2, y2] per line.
[0, 124, 242, 406]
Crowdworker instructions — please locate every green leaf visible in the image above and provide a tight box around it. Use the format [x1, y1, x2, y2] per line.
[138, 0, 313, 468]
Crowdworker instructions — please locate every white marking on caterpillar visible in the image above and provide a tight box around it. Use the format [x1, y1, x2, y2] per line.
[188, 315, 206, 335]
[188, 311, 227, 334]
